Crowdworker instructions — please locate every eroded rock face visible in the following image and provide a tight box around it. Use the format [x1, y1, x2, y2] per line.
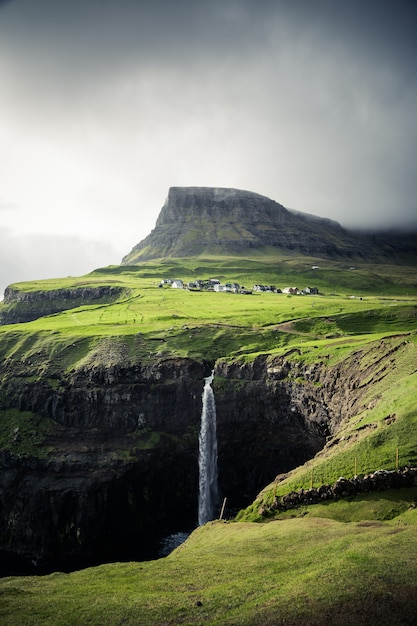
[122, 187, 372, 263]
[3, 357, 208, 432]
[0, 343, 391, 574]
[0, 286, 124, 325]
[0, 443, 198, 574]
[212, 353, 349, 508]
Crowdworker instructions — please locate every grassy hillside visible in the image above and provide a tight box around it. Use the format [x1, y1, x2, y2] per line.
[1, 255, 417, 364]
[2, 503, 417, 625]
[237, 331, 417, 523]
[5, 252, 417, 296]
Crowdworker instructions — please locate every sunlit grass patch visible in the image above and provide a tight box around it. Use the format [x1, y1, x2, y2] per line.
[2, 517, 417, 625]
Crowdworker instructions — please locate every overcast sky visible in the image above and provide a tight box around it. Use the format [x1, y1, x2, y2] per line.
[1, 0, 416, 297]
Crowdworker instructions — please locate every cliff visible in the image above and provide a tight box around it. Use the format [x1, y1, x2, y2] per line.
[122, 187, 378, 263]
[0, 285, 124, 325]
[1, 332, 407, 574]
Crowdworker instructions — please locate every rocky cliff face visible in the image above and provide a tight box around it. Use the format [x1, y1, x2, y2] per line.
[122, 187, 378, 263]
[0, 286, 124, 325]
[0, 336, 383, 574]
[0, 356, 209, 573]
[213, 347, 365, 505]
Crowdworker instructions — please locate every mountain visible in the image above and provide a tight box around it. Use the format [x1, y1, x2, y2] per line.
[122, 186, 386, 264]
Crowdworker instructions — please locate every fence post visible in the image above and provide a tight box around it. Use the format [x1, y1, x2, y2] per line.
[219, 497, 227, 520]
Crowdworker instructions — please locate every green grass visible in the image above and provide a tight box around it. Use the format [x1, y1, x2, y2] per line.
[2, 289, 384, 335]
[5, 272, 132, 293]
[5, 252, 417, 294]
[0, 295, 414, 366]
[2, 509, 417, 625]
[1, 255, 416, 363]
[293, 304, 417, 336]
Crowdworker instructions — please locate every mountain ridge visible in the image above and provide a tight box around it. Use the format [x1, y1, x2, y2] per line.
[122, 186, 411, 264]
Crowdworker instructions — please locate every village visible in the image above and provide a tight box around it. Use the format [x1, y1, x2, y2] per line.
[158, 278, 319, 296]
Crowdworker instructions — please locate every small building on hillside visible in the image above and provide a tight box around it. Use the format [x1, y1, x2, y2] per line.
[159, 279, 172, 287]
[171, 279, 184, 289]
[282, 286, 300, 295]
[213, 282, 240, 293]
[225, 283, 240, 293]
[253, 284, 280, 293]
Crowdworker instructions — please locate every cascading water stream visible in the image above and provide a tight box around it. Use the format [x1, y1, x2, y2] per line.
[198, 371, 219, 526]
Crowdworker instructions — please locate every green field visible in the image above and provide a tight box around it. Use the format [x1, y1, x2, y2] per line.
[2, 502, 417, 625]
[1, 255, 417, 364]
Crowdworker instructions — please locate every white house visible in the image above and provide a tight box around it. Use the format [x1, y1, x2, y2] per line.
[171, 279, 184, 289]
[224, 283, 240, 293]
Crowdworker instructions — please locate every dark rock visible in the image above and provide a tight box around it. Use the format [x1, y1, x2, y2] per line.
[0, 285, 124, 325]
[0, 346, 331, 570]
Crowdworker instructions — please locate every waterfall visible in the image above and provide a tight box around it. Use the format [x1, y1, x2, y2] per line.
[198, 371, 219, 525]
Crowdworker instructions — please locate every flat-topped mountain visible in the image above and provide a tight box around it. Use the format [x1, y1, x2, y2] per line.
[122, 186, 381, 264]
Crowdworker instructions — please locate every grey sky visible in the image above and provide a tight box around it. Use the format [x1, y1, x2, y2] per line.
[1, 0, 416, 297]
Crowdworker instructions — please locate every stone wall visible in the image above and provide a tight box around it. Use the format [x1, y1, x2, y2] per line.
[259, 468, 417, 516]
